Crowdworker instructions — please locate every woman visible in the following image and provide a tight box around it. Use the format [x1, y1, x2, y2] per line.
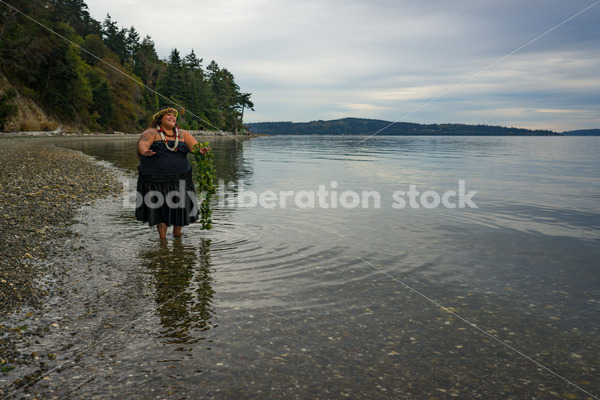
[136, 107, 210, 239]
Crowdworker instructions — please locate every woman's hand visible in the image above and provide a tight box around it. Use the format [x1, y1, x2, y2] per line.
[192, 141, 211, 155]
[141, 149, 156, 156]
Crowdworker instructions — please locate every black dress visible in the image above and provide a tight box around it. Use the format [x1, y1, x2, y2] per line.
[135, 140, 199, 227]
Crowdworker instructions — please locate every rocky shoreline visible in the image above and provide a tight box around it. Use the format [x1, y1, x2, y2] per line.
[0, 137, 122, 394]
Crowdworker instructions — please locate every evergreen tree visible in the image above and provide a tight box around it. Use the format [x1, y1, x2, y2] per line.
[158, 48, 184, 106]
[39, 24, 93, 120]
[133, 36, 162, 86]
[182, 49, 212, 127]
[46, 0, 101, 37]
[207, 61, 251, 130]
[0, 2, 252, 133]
[126, 27, 141, 62]
[237, 92, 254, 128]
[184, 49, 203, 71]
[102, 14, 129, 63]
[91, 81, 115, 127]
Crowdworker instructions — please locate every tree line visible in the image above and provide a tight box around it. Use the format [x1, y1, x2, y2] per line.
[0, 0, 253, 132]
[246, 118, 559, 136]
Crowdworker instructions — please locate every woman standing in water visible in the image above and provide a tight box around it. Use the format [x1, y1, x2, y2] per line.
[136, 107, 210, 239]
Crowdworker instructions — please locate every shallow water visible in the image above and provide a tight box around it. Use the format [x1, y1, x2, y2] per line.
[11, 136, 600, 398]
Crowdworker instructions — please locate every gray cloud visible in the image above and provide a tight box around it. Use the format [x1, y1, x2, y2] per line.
[85, 0, 600, 131]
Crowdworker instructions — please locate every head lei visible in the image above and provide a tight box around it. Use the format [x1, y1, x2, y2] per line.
[153, 107, 178, 120]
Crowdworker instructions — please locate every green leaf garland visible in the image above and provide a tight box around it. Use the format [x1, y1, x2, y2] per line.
[193, 142, 217, 230]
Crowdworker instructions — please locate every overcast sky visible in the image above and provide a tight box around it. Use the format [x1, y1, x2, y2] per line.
[84, 0, 600, 132]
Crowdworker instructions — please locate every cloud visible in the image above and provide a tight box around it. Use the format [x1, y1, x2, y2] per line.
[84, 0, 600, 130]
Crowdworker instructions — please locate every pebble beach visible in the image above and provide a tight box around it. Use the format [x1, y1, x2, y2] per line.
[0, 137, 121, 393]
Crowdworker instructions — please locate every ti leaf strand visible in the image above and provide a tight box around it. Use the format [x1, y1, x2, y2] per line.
[193, 142, 217, 230]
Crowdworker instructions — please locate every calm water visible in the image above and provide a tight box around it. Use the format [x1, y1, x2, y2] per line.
[24, 136, 600, 398]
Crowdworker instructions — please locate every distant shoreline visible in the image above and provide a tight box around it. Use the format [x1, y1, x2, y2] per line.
[245, 118, 600, 136]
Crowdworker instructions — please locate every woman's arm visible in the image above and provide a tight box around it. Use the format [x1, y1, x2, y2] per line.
[181, 129, 198, 150]
[138, 130, 156, 156]
[182, 130, 210, 154]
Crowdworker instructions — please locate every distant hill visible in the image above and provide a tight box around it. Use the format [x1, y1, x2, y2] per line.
[246, 118, 560, 136]
[561, 129, 600, 136]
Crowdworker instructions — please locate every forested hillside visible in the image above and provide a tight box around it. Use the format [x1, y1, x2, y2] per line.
[561, 129, 600, 136]
[0, 0, 253, 133]
[246, 118, 560, 136]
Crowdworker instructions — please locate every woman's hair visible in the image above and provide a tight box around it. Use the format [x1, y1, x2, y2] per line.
[148, 116, 162, 130]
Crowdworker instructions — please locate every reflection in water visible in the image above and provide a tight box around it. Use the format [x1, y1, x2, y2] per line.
[140, 238, 215, 349]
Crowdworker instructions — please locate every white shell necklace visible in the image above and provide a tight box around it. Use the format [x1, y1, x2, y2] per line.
[157, 125, 180, 152]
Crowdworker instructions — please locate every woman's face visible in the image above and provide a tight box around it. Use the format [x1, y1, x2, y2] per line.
[161, 113, 177, 129]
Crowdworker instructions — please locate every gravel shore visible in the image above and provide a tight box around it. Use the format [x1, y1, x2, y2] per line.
[0, 137, 121, 390]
